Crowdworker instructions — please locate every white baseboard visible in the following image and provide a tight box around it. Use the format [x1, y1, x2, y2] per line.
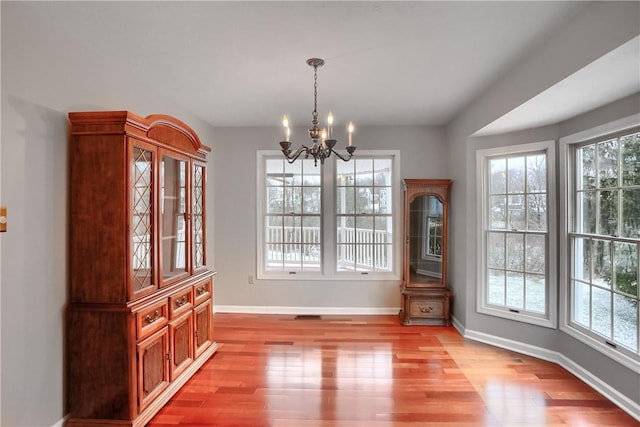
[450, 314, 465, 335]
[463, 328, 640, 422]
[214, 305, 400, 316]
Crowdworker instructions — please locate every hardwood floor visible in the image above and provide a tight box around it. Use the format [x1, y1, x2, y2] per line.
[148, 314, 639, 426]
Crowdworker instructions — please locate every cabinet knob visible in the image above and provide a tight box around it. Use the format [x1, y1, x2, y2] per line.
[174, 295, 188, 308]
[145, 309, 160, 324]
[196, 286, 206, 296]
[419, 306, 434, 313]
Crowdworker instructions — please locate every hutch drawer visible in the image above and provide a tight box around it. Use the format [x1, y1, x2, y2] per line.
[409, 297, 445, 318]
[400, 288, 451, 326]
[194, 279, 212, 306]
[137, 300, 169, 339]
[169, 287, 193, 319]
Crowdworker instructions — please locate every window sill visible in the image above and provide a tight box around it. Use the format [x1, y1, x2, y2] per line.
[256, 272, 402, 281]
[477, 304, 557, 329]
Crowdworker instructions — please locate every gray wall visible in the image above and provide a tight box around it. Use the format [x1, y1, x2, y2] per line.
[447, 1, 640, 410]
[0, 3, 217, 425]
[212, 125, 448, 311]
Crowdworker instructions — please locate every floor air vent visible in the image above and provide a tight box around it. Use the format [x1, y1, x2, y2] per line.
[294, 315, 322, 320]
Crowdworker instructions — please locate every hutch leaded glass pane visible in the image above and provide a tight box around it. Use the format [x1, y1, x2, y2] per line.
[193, 165, 205, 268]
[132, 147, 153, 291]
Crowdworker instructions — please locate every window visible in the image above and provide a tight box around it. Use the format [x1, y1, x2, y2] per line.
[336, 158, 394, 273]
[564, 127, 639, 364]
[477, 141, 557, 328]
[257, 151, 400, 280]
[262, 158, 322, 274]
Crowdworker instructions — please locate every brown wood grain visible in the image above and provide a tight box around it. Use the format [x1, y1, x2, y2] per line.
[148, 313, 639, 427]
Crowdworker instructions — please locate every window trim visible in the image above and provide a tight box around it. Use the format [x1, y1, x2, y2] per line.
[476, 140, 557, 329]
[256, 150, 402, 281]
[559, 114, 640, 373]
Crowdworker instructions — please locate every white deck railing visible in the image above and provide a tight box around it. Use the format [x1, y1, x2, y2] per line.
[266, 225, 392, 270]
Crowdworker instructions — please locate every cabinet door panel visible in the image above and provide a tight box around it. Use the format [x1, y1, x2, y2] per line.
[170, 310, 194, 381]
[137, 327, 170, 412]
[194, 299, 213, 358]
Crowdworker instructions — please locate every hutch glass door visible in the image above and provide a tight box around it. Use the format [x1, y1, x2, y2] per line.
[161, 154, 188, 282]
[132, 145, 154, 293]
[192, 163, 206, 270]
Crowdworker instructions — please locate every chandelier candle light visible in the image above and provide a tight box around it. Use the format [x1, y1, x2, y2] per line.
[280, 58, 356, 166]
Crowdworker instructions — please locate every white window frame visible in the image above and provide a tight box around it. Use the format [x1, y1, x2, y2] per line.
[476, 140, 557, 328]
[257, 150, 402, 281]
[559, 114, 640, 373]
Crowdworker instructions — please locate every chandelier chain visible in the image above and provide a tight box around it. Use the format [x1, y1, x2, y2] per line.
[312, 64, 319, 127]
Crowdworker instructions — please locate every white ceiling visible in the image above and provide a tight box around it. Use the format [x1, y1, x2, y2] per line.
[19, 1, 639, 130]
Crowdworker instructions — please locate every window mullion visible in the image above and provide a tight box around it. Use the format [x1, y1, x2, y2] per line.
[609, 240, 615, 341]
[617, 136, 623, 238]
[595, 145, 601, 235]
[323, 160, 334, 275]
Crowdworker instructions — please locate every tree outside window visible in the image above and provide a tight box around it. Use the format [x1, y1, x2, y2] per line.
[571, 130, 639, 354]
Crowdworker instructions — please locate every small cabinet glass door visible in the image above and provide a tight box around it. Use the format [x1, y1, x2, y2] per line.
[131, 143, 156, 297]
[160, 153, 189, 284]
[192, 162, 206, 270]
[409, 195, 444, 285]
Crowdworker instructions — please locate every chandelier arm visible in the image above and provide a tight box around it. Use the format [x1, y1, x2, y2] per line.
[330, 146, 357, 162]
[282, 145, 310, 164]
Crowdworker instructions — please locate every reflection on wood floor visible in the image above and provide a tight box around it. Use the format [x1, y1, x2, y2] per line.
[148, 313, 639, 426]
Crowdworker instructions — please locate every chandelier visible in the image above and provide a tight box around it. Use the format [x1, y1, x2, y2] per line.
[279, 58, 356, 166]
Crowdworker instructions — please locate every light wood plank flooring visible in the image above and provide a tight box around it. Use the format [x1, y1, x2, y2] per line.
[148, 313, 639, 426]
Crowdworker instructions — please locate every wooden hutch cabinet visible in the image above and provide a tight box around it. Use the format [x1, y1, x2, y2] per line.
[399, 179, 452, 325]
[66, 111, 217, 426]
